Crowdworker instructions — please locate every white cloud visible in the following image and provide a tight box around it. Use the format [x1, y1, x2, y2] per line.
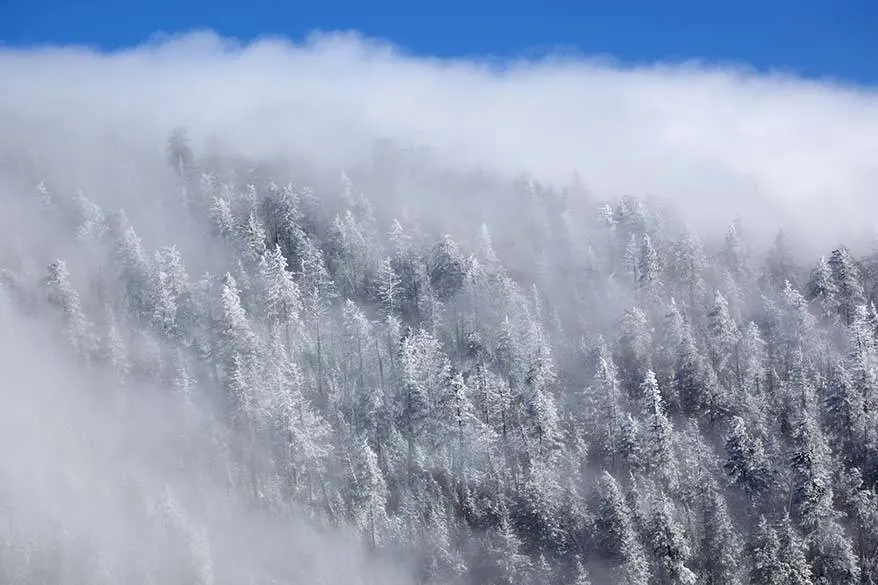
[2, 29, 877, 250]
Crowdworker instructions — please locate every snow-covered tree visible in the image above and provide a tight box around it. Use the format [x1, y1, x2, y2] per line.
[43, 259, 93, 357]
[593, 471, 650, 585]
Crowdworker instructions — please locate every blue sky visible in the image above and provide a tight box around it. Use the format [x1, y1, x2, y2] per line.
[2, 0, 877, 84]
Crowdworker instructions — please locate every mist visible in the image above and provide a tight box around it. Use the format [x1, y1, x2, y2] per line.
[0, 270, 410, 584]
[2, 30, 878, 249]
[2, 28, 878, 585]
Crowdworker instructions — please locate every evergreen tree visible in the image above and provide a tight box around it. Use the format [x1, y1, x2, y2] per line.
[208, 196, 234, 239]
[593, 471, 650, 585]
[429, 234, 467, 302]
[484, 514, 532, 585]
[151, 245, 191, 338]
[777, 513, 814, 585]
[645, 489, 697, 585]
[344, 436, 388, 548]
[698, 482, 743, 585]
[707, 290, 740, 385]
[582, 346, 624, 468]
[723, 416, 772, 504]
[829, 247, 865, 326]
[375, 256, 402, 316]
[720, 222, 749, 279]
[397, 328, 451, 473]
[237, 211, 267, 269]
[639, 370, 677, 488]
[806, 255, 837, 321]
[763, 229, 797, 291]
[106, 210, 154, 321]
[258, 244, 301, 351]
[748, 516, 785, 585]
[216, 273, 262, 428]
[810, 518, 860, 585]
[43, 259, 93, 357]
[789, 408, 836, 537]
[669, 228, 706, 312]
[637, 233, 662, 293]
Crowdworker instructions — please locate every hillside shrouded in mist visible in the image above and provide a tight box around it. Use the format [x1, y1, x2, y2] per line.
[1, 31, 878, 585]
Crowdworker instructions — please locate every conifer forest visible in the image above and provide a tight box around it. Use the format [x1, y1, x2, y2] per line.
[1, 115, 878, 585]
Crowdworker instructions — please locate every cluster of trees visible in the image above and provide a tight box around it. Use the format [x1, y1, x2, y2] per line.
[1, 133, 877, 585]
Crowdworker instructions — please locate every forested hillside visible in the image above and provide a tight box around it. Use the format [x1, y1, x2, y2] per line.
[0, 131, 876, 585]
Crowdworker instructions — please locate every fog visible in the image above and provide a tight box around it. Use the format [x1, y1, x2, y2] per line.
[0, 280, 410, 584]
[2, 30, 878, 248]
[2, 28, 878, 585]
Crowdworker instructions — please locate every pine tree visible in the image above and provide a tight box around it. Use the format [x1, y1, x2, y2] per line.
[810, 518, 860, 585]
[273, 183, 308, 259]
[639, 370, 677, 488]
[151, 264, 179, 338]
[806, 255, 837, 321]
[763, 229, 797, 291]
[329, 208, 375, 298]
[748, 516, 785, 585]
[735, 321, 768, 427]
[618, 307, 652, 395]
[582, 346, 624, 468]
[625, 233, 640, 285]
[845, 306, 878, 446]
[106, 210, 154, 322]
[837, 468, 878, 583]
[637, 233, 662, 293]
[440, 370, 478, 477]
[723, 416, 772, 504]
[829, 247, 866, 326]
[397, 328, 451, 474]
[258, 244, 301, 352]
[299, 237, 335, 391]
[699, 482, 743, 585]
[593, 471, 650, 585]
[669, 228, 706, 312]
[777, 513, 814, 585]
[151, 245, 191, 338]
[823, 362, 866, 469]
[208, 196, 234, 239]
[707, 290, 740, 384]
[522, 323, 560, 460]
[269, 329, 328, 503]
[217, 273, 262, 428]
[69, 189, 106, 245]
[43, 259, 93, 357]
[720, 222, 749, 279]
[485, 514, 531, 585]
[375, 256, 402, 316]
[237, 211, 267, 269]
[645, 489, 697, 585]
[790, 409, 836, 532]
[477, 223, 502, 274]
[617, 412, 644, 472]
[674, 330, 725, 421]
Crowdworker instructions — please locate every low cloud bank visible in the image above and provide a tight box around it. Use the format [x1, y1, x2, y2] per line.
[1, 30, 877, 250]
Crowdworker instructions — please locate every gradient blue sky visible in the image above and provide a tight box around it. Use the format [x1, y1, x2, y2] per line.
[1, 0, 877, 84]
